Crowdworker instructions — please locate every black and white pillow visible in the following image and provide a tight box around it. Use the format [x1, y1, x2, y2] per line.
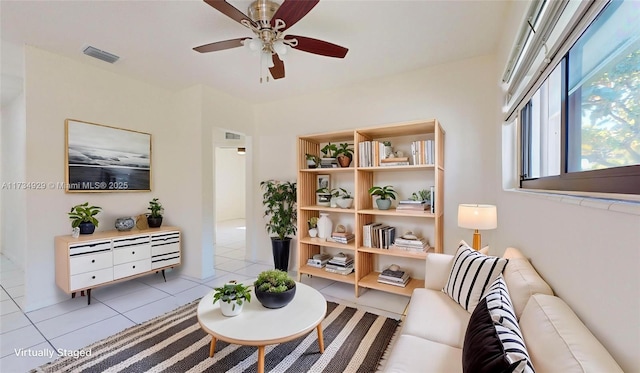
[443, 243, 508, 313]
[462, 275, 535, 373]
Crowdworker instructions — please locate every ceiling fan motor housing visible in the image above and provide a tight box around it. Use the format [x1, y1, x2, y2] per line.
[248, 0, 280, 28]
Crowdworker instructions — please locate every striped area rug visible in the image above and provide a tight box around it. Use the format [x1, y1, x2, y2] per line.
[32, 300, 400, 373]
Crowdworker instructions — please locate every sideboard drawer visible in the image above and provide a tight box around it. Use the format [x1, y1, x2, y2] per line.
[69, 252, 113, 276]
[113, 259, 151, 280]
[113, 235, 150, 249]
[69, 240, 111, 256]
[70, 267, 114, 291]
[151, 254, 180, 269]
[113, 245, 151, 265]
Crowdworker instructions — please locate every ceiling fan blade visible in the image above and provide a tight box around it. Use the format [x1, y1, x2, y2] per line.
[204, 0, 257, 28]
[286, 35, 348, 58]
[269, 54, 286, 79]
[193, 38, 249, 53]
[270, 0, 319, 31]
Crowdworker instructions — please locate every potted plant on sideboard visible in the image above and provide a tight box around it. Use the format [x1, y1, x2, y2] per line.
[213, 280, 252, 317]
[260, 180, 297, 271]
[147, 198, 163, 228]
[68, 202, 102, 235]
[368, 185, 397, 210]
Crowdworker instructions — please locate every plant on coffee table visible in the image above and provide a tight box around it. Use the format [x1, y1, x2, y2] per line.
[213, 281, 252, 316]
[254, 270, 297, 309]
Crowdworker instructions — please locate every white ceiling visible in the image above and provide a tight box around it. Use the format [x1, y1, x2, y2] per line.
[1, 0, 510, 104]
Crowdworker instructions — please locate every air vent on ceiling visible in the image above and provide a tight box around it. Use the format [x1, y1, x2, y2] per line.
[82, 46, 119, 64]
[225, 132, 241, 140]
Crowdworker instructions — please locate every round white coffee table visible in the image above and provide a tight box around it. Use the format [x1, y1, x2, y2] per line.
[197, 281, 327, 373]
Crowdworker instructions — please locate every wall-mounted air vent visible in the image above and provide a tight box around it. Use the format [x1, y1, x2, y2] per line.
[82, 46, 119, 64]
[225, 132, 241, 140]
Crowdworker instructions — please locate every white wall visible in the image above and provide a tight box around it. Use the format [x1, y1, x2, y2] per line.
[494, 4, 639, 372]
[215, 148, 245, 221]
[251, 55, 500, 267]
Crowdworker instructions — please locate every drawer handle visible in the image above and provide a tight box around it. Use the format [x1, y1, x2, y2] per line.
[91, 259, 95, 263]
[92, 276, 96, 279]
[132, 251, 135, 255]
[133, 265, 136, 269]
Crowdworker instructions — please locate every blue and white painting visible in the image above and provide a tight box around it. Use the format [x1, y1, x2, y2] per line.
[66, 120, 151, 192]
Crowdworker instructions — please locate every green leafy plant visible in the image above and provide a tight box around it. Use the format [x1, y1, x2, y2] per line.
[308, 216, 319, 229]
[368, 185, 397, 200]
[254, 270, 295, 293]
[305, 153, 321, 166]
[321, 143, 338, 158]
[260, 180, 297, 240]
[382, 141, 391, 146]
[316, 187, 340, 196]
[409, 189, 431, 202]
[337, 187, 352, 199]
[68, 202, 102, 228]
[336, 143, 354, 160]
[148, 198, 164, 218]
[213, 281, 252, 310]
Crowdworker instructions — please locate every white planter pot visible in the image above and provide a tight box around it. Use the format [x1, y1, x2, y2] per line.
[308, 228, 318, 238]
[219, 299, 244, 317]
[336, 198, 354, 209]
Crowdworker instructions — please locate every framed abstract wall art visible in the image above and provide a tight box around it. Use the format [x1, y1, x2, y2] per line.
[65, 119, 152, 192]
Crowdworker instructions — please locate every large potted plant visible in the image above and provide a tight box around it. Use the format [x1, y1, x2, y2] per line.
[213, 280, 252, 317]
[68, 202, 102, 234]
[368, 185, 397, 210]
[254, 269, 296, 309]
[147, 197, 163, 228]
[260, 180, 297, 271]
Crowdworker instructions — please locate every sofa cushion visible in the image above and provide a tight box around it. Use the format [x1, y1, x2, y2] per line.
[425, 253, 455, 290]
[383, 334, 462, 373]
[402, 288, 471, 348]
[443, 243, 508, 313]
[502, 255, 553, 319]
[519, 294, 623, 373]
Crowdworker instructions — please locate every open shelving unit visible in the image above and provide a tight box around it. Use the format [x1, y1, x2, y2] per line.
[296, 120, 444, 297]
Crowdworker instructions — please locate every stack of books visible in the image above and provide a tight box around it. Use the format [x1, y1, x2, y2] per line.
[307, 253, 332, 268]
[377, 266, 410, 287]
[380, 157, 410, 166]
[362, 223, 396, 249]
[325, 253, 354, 275]
[320, 158, 338, 168]
[331, 231, 355, 244]
[392, 236, 430, 253]
[396, 200, 431, 212]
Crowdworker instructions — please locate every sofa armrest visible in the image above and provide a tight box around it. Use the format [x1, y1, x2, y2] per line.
[425, 253, 454, 290]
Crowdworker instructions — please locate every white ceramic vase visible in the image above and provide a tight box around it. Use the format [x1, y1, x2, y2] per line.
[317, 213, 333, 239]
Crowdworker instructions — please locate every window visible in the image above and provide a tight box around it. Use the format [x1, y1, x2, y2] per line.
[520, 0, 640, 195]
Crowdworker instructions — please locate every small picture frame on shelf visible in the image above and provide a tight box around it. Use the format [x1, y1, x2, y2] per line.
[317, 174, 330, 191]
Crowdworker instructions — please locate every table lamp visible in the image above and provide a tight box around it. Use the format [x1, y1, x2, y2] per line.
[457, 204, 497, 250]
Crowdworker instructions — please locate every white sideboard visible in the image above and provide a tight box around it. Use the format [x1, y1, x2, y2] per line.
[55, 226, 181, 304]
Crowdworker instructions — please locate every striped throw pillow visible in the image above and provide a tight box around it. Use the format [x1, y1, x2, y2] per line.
[443, 243, 508, 313]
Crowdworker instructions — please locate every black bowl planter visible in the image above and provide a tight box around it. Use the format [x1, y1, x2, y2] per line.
[271, 237, 291, 272]
[255, 284, 296, 309]
[78, 222, 96, 235]
[147, 216, 163, 228]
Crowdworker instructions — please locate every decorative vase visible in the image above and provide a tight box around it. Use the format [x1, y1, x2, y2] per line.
[308, 228, 318, 238]
[115, 217, 135, 231]
[147, 216, 163, 228]
[255, 284, 296, 309]
[317, 213, 333, 239]
[219, 299, 244, 317]
[271, 237, 291, 272]
[336, 198, 354, 209]
[78, 222, 96, 235]
[376, 198, 392, 210]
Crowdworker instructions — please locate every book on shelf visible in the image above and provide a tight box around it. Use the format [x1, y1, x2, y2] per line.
[396, 204, 431, 212]
[325, 266, 354, 275]
[398, 199, 427, 205]
[377, 266, 410, 287]
[410, 140, 435, 166]
[430, 186, 435, 214]
[378, 273, 410, 283]
[377, 277, 409, 287]
[330, 232, 355, 244]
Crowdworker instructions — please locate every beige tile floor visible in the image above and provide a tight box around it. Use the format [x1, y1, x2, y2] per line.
[0, 219, 409, 372]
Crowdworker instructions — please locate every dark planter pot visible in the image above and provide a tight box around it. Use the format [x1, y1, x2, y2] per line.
[78, 222, 96, 235]
[255, 284, 296, 309]
[271, 237, 291, 272]
[147, 216, 163, 228]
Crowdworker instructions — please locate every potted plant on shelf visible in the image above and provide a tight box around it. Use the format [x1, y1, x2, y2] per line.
[213, 280, 252, 317]
[368, 185, 397, 210]
[409, 189, 431, 202]
[320, 143, 338, 168]
[315, 187, 334, 207]
[254, 269, 296, 309]
[336, 188, 354, 209]
[147, 198, 164, 228]
[260, 180, 297, 271]
[68, 202, 102, 235]
[305, 153, 321, 169]
[308, 216, 319, 238]
[336, 143, 354, 168]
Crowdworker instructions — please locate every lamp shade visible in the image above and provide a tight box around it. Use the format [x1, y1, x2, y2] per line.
[457, 204, 497, 230]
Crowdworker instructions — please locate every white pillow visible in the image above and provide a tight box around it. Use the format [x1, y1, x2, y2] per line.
[443, 242, 508, 313]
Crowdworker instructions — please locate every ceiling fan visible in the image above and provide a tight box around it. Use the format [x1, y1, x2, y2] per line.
[193, 0, 348, 81]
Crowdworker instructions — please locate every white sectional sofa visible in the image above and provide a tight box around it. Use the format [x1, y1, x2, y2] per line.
[383, 246, 623, 373]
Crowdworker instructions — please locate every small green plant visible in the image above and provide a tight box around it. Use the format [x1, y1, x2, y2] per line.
[213, 281, 252, 310]
[305, 153, 321, 166]
[336, 143, 354, 160]
[337, 187, 352, 199]
[321, 143, 338, 158]
[308, 216, 319, 229]
[382, 141, 391, 146]
[368, 185, 397, 200]
[254, 270, 295, 293]
[148, 198, 164, 218]
[409, 189, 431, 202]
[68, 202, 102, 228]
